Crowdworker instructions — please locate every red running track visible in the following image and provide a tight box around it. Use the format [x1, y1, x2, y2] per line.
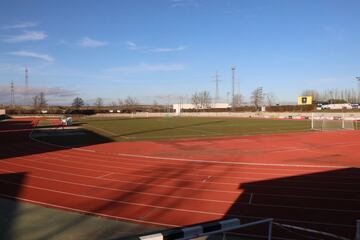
[0, 118, 360, 239]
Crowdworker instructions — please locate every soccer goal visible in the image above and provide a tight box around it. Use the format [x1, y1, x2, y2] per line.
[311, 113, 356, 131]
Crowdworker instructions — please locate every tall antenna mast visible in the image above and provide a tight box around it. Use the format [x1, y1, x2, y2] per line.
[24, 66, 29, 105]
[10, 81, 15, 108]
[213, 71, 220, 104]
[231, 65, 236, 110]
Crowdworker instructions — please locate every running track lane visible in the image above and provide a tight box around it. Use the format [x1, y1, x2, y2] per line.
[0, 118, 360, 238]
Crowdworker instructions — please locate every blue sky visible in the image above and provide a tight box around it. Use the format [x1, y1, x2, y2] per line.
[0, 0, 360, 105]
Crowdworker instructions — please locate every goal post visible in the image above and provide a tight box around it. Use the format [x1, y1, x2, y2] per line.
[311, 113, 355, 131]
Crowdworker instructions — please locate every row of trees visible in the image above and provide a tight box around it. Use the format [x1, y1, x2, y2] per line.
[71, 96, 139, 109]
[190, 87, 277, 109]
[302, 88, 359, 103]
[32, 88, 275, 111]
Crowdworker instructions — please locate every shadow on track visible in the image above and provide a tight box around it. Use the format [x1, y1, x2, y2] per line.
[225, 167, 360, 239]
[0, 172, 27, 240]
[0, 118, 113, 160]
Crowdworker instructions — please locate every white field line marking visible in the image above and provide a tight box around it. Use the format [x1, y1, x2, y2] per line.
[0, 180, 355, 228]
[249, 193, 254, 204]
[153, 119, 221, 134]
[82, 124, 118, 136]
[17, 157, 360, 187]
[2, 159, 360, 195]
[29, 127, 360, 169]
[84, 124, 130, 139]
[96, 172, 114, 178]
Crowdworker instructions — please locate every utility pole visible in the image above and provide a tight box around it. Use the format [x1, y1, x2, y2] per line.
[231, 65, 236, 110]
[213, 71, 220, 105]
[10, 81, 15, 108]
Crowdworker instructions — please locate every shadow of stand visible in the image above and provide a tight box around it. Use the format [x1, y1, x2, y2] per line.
[0, 172, 27, 240]
[225, 168, 360, 239]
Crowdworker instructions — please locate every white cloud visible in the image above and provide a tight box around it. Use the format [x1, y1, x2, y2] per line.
[108, 63, 186, 73]
[150, 46, 186, 52]
[0, 85, 77, 104]
[79, 37, 108, 48]
[170, 0, 199, 7]
[2, 22, 38, 30]
[9, 51, 54, 62]
[126, 41, 137, 50]
[2, 31, 46, 43]
[126, 41, 186, 52]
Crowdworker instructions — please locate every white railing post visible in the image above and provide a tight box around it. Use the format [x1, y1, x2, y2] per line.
[267, 219, 273, 240]
[311, 113, 314, 130]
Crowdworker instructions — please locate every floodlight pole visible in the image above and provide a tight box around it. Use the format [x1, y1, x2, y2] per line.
[231, 65, 236, 111]
[356, 77, 360, 104]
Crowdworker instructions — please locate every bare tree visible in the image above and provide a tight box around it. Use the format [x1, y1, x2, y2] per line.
[72, 97, 84, 109]
[33, 92, 47, 109]
[33, 95, 40, 109]
[191, 92, 201, 109]
[192, 91, 212, 109]
[118, 99, 124, 108]
[265, 92, 277, 106]
[94, 97, 104, 108]
[124, 96, 138, 106]
[251, 87, 264, 109]
[199, 91, 212, 108]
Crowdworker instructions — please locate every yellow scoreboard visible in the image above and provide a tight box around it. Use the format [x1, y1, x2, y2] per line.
[297, 96, 313, 105]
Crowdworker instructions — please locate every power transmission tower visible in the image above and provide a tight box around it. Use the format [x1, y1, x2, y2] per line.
[213, 71, 220, 104]
[10, 81, 15, 108]
[231, 65, 236, 110]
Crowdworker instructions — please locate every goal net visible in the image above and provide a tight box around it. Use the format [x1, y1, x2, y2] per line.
[311, 114, 355, 131]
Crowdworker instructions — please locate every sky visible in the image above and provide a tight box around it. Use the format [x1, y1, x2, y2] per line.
[0, 0, 360, 105]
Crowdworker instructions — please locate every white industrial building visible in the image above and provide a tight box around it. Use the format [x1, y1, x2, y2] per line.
[173, 103, 230, 115]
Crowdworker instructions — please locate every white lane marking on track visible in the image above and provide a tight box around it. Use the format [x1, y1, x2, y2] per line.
[1, 165, 359, 205]
[0, 184, 354, 228]
[2, 160, 360, 195]
[117, 153, 350, 169]
[97, 172, 114, 178]
[16, 157, 360, 187]
[28, 126, 360, 169]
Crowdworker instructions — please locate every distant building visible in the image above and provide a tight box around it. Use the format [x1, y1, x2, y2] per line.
[0, 109, 5, 115]
[173, 103, 230, 115]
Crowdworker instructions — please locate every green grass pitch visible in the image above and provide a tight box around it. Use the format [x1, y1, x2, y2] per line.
[79, 117, 311, 141]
